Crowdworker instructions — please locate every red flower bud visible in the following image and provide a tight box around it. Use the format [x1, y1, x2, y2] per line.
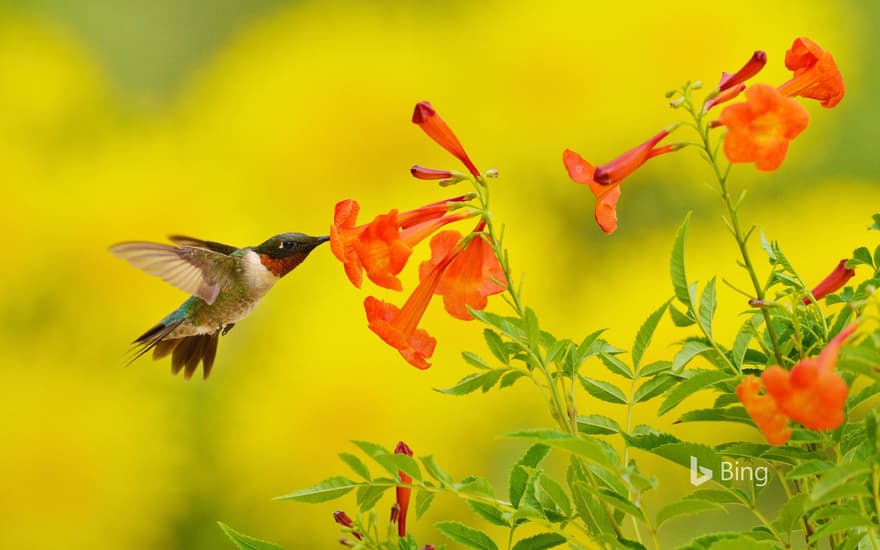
[719, 50, 767, 91]
[394, 441, 413, 536]
[333, 511, 353, 528]
[803, 258, 855, 304]
[410, 165, 454, 180]
[412, 101, 480, 178]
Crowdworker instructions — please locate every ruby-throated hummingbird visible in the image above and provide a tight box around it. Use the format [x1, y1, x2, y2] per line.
[110, 233, 328, 379]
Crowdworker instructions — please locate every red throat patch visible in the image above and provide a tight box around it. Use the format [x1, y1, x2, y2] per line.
[259, 253, 306, 277]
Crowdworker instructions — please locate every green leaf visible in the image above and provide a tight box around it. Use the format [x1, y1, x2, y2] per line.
[658, 370, 733, 415]
[499, 370, 527, 389]
[415, 490, 435, 520]
[436, 370, 508, 395]
[672, 340, 713, 371]
[773, 493, 807, 535]
[338, 452, 371, 480]
[669, 303, 695, 327]
[524, 307, 540, 349]
[421, 455, 454, 485]
[732, 315, 760, 368]
[218, 522, 284, 550]
[677, 407, 752, 426]
[870, 213, 880, 231]
[808, 516, 873, 544]
[538, 474, 572, 517]
[483, 329, 510, 364]
[506, 430, 616, 469]
[576, 329, 607, 361]
[511, 533, 567, 550]
[655, 499, 725, 527]
[356, 484, 388, 512]
[874, 244, 880, 269]
[686, 489, 746, 506]
[579, 376, 627, 404]
[467, 500, 508, 526]
[462, 351, 492, 370]
[852, 246, 874, 268]
[435, 521, 498, 550]
[509, 444, 551, 506]
[352, 441, 422, 482]
[640, 360, 672, 376]
[671, 212, 693, 308]
[697, 278, 717, 339]
[809, 463, 871, 501]
[785, 460, 834, 480]
[276, 476, 358, 502]
[633, 374, 677, 403]
[599, 352, 633, 379]
[632, 300, 671, 370]
[590, 487, 645, 521]
[576, 414, 621, 435]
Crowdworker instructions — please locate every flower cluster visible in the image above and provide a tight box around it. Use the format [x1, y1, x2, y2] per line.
[330, 102, 507, 369]
[736, 323, 858, 445]
[564, 37, 844, 234]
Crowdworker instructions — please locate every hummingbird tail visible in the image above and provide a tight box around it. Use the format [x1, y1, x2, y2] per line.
[129, 320, 220, 380]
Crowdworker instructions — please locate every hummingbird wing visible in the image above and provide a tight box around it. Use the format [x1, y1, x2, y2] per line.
[109, 241, 235, 305]
[167, 235, 239, 256]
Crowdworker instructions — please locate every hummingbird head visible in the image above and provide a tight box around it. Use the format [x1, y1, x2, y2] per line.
[254, 233, 330, 277]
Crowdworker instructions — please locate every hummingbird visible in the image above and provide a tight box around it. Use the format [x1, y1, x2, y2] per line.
[110, 232, 329, 380]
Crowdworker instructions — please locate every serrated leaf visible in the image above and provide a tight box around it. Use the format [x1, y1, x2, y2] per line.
[655, 499, 726, 527]
[524, 307, 540, 349]
[579, 376, 627, 404]
[511, 533, 567, 550]
[634, 374, 677, 403]
[773, 493, 807, 535]
[671, 213, 693, 307]
[669, 303, 695, 327]
[499, 370, 526, 389]
[338, 452, 371, 480]
[640, 360, 673, 376]
[672, 341, 714, 371]
[483, 329, 510, 364]
[808, 515, 872, 544]
[538, 474, 571, 517]
[633, 300, 671, 370]
[356, 484, 387, 512]
[658, 370, 733, 415]
[697, 278, 717, 339]
[677, 407, 752, 426]
[786, 460, 834, 480]
[467, 501, 509, 527]
[686, 489, 745, 505]
[732, 315, 760, 368]
[509, 444, 551, 506]
[506, 430, 616, 469]
[599, 352, 634, 379]
[415, 490, 435, 520]
[435, 521, 498, 550]
[435, 370, 505, 395]
[421, 455, 454, 485]
[809, 463, 871, 501]
[218, 522, 284, 550]
[462, 351, 492, 370]
[276, 476, 358, 502]
[852, 246, 874, 268]
[577, 414, 621, 435]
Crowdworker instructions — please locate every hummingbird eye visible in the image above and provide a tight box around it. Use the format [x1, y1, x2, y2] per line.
[280, 240, 294, 250]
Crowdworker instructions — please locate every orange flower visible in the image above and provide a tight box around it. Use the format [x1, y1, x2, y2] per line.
[563, 129, 677, 234]
[803, 258, 855, 304]
[778, 37, 845, 108]
[738, 324, 858, 444]
[419, 230, 506, 320]
[705, 50, 767, 111]
[330, 196, 474, 290]
[394, 441, 413, 537]
[762, 323, 857, 431]
[736, 376, 793, 445]
[412, 101, 480, 178]
[719, 84, 809, 171]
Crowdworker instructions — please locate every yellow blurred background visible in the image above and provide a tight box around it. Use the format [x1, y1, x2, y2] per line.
[0, 1, 876, 548]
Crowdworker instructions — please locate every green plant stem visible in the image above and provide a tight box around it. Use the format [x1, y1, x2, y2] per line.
[473, 175, 624, 540]
[688, 105, 786, 367]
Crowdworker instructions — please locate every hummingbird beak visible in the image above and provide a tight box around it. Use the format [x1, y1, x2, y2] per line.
[306, 235, 330, 252]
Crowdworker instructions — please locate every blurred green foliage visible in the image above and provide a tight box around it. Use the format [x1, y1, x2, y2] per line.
[0, 1, 877, 548]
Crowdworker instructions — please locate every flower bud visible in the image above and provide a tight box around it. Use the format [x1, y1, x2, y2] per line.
[410, 165, 454, 180]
